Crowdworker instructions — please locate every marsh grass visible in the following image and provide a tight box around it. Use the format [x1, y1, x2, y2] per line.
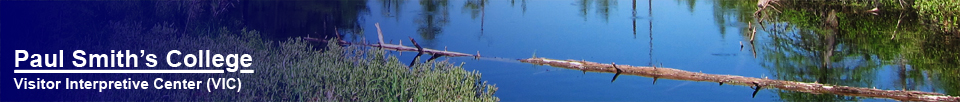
[104, 21, 497, 101]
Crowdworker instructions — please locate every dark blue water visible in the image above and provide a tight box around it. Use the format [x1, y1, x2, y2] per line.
[349, 0, 930, 101]
[5, 0, 954, 101]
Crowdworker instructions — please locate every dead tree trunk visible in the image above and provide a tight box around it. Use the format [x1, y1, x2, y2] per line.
[519, 57, 959, 102]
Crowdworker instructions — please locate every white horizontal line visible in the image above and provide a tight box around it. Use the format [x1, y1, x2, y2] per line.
[239, 70, 254, 73]
[14, 70, 225, 73]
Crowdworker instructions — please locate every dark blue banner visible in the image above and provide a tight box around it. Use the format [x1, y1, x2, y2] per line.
[3, 1, 260, 101]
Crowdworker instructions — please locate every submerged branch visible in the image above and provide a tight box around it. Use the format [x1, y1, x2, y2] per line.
[519, 57, 960, 102]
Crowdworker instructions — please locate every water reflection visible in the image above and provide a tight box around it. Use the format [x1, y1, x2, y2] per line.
[758, 21, 880, 101]
[510, 0, 527, 14]
[711, 0, 755, 39]
[25, 2, 958, 100]
[575, 0, 616, 22]
[462, 0, 487, 19]
[416, 0, 449, 43]
[751, 3, 885, 102]
[82, 0, 956, 101]
[379, 0, 405, 21]
[5, 1, 376, 100]
[366, 0, 960, 100]
[462, 0, 487, 36]
[679, 0, 697, 13]
[907, 30, 960, 95]
[241, 0, 368, 40]
[284, 0, 959, 100]
[711, 0, 960, 100]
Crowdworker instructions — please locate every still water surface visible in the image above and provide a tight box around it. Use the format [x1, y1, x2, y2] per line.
[5, 0, 955, 101]
[344, 0, 950, 101]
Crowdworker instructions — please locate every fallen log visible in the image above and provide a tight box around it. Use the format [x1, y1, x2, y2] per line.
[519, 57, 960, 102]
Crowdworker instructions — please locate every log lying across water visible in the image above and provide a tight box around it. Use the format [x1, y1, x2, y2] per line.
[519, 57, 960, 102]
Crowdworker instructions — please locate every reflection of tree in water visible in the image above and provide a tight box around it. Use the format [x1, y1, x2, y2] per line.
[240, 0, 368, 40]
[906, 31, 960, 96]
[678, 0, 697, 13]
[759, 22, 880, 101]
[416, 0, 449, 41]
[711, 0, 755, 39]
[595, 0, 614, 22]
[463, 0, 488, 38]
[18, 1, 370, 42]
[761, 1, 960, 97]
[755, 8, 882, 101]
[577, 0, 591, 21]
[379, 0, 404, 21]
[462, 0, 487, 19]
[710, 0, 960, 99]
[575, 0, 616, 22]
[510, 0, 527, 14]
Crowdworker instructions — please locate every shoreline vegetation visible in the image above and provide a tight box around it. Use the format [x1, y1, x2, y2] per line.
[108, 22, 498, 101]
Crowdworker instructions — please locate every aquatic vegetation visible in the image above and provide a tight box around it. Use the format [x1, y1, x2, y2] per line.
[102, 21, 498, 101]
[290, 38, 498, 101]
